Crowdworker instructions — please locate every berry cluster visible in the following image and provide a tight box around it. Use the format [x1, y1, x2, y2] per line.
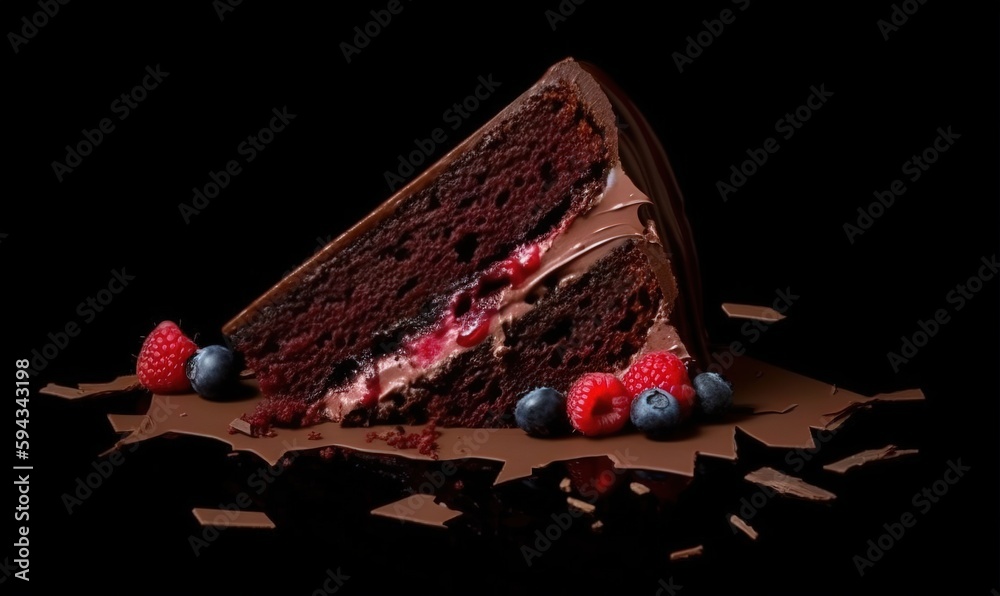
[136, 320, 242, 399]
[514, 351, 733, 438]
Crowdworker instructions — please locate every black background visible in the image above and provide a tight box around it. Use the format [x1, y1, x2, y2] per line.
[5, 1, 999, 594]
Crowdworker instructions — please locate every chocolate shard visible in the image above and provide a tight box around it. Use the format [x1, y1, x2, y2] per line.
[630, 482, 651, 496]
[744, 467, 837, 502]
[823, 388, 926, 430]
[229, 419, 253, 436]
[192, 508, 275, 529]
[721, 303, 787, 322]
[370, 494, 462, 528]
[669, 545, 704, 561]
[823, 445, 919, 475]
[40, 375, 142, 400]
[728, 514, 759, 540]
[107, 414, 147, 433]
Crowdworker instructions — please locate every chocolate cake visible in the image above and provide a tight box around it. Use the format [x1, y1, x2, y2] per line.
[224, 59, 702, 432]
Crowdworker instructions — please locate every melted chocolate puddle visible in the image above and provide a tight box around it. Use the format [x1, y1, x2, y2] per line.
[42, 355, 922, 527]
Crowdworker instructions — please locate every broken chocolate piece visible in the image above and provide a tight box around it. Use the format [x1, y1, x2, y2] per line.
[192, 508, 275, 529]
[823, 445, 919, 474]
[744, 467, 836, 502]
[370, 494, 462, 527]
[728, 515, 759, 540]
[721, 303, 786, 322]
[670, 545, 704, 561]
[41, 375, 142, 399]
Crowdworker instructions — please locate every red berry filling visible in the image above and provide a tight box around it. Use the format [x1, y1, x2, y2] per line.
[405, 242, 543, 363]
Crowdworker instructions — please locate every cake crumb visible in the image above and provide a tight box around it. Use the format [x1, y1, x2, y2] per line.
[180, 412, 188, 418]
[365, 422, 440, 459]
[590, 520, 604, 533]
[307, 431, 323, 440]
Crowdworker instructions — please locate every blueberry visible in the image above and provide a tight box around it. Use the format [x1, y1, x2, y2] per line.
[514, 387, 567, 437]
[630, 388, 684, 437]
[186, 345, 241, 399]
[693, 372, 733, 416]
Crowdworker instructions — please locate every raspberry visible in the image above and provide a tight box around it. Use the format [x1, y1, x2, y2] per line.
[622, 351, 696, 416]
[136, 321, 198, 394]
[566, 373, 631, 436]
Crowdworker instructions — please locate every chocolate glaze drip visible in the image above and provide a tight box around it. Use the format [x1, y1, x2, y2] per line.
[580, 62, 711, 368]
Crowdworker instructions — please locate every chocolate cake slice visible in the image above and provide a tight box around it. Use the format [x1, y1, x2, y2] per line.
[224, 59, 701, 431]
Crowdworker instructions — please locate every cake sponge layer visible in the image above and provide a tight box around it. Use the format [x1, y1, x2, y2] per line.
[227, 72, 616, 407]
